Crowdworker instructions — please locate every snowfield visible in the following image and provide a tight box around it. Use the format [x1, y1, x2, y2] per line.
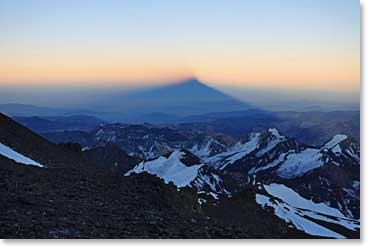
[256, 194, 345, 238]
[263, 184, 345, 218]
[256, 183, 359, 239]
[276, 148, 325, 179]
[125, 151, 203, 188]
[0, 142, 44, 167]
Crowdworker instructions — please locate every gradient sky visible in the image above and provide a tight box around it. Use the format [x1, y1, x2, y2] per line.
[0, 0, 360, 92]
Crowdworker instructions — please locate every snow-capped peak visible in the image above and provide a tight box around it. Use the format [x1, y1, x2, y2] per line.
[125, 150, 203, 188]
[189, 137, 226, 159]
[321, 134, 359, 162]
[268, 128, 281, 138]
[323, 135, 348, 149]
[125, 149, 231, 197]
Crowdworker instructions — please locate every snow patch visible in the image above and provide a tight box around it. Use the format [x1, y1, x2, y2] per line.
[198, 198, 207, 205]
[0, 142, 44, 167]
[82, 147, 90, 152]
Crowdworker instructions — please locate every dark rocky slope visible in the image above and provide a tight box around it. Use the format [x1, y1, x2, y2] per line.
[0, 113, 84, 168]
[0, 155, 311, 239]
[83, 143, 140, 175]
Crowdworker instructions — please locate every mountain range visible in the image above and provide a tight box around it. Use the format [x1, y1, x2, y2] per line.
[0, 112, 359, 238]
[1, 112, 315, 239]
[1, 78, 360, 147]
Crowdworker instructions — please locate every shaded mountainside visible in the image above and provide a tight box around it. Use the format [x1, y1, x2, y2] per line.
[83, 143, 141, 175]
[43, 130, 94, 148]
[0, 113, 84, 168]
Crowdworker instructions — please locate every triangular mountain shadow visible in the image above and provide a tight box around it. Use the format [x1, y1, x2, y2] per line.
[92, 78, 253, 118]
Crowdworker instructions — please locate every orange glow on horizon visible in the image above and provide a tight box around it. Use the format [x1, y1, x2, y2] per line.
[0, 40, 359, 91]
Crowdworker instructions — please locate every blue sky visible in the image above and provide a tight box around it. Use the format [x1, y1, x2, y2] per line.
[0, 0, 360, 93]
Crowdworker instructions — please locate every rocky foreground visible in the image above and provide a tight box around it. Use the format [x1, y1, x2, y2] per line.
[0, 154, 313, 239]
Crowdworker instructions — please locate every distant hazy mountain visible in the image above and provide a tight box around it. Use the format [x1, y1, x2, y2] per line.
[178, 110, 360, 146]
[0, 103, 102, 119]
[14, 115, 105, 133]
[0, 103, 67, 117]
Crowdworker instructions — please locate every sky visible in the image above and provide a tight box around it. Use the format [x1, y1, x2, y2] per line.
[0, 0, 360, 93]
